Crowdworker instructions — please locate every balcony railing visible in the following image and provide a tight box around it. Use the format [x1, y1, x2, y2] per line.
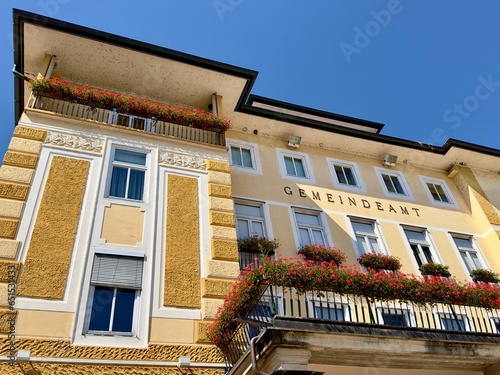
[26, 93, 226, 146]
[220, 282, 500, 372]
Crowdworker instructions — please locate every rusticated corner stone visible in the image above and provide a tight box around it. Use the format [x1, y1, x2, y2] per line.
[0, 239, 20, 259]
[13, 126, 46, 142]
[0, 166, 34, 184]
[0, 219, 19, 239]
[208, 171, 231, 185]
[0, 309, 17, 334]
[208, 183, 232, 198]
[0, 260, 20, 283]
[0, 182, 30, 201]
[209, 211, 235, 227]
[206, 160, 230, 173]
[202, 278, 235, 299]
[212, 240, 238, 261]
[195, 320, 214, 343]
[3, 151, 39, 169]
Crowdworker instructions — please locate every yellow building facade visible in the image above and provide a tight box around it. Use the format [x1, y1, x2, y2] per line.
[0, 9, 500, 375]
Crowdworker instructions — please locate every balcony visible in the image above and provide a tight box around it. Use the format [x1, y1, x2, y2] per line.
[212, 258, 500, 375]
[26, 89, 226, 147]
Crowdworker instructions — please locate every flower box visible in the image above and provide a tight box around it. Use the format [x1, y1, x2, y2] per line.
[237, 236, 279, 256]
[297, 244, 346, 266]
[419, 263, 451, 278]
[470, 269, 500, 283]
[358, 252, 401, 271]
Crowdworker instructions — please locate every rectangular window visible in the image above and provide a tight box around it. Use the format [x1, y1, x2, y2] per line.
[375, 167, 413, 200]
[284, 156, 306, 177]
[313, 303, 348, 321]
[452, 236, 484, 273]
[109, 149, 147, 201]
[439, 313, 470, 331]
[380, 308, 410, 327]
[351, 220, 384, 256]
[87, 254, 144, 335]
[294, 209, 326, 246]
[235, 201, 268, 270]
[277, 149, 315, 183]
[404, 229, 435, 267]
[109, 112, 152, 132]
[230, 145, 254, 168]
[334, 164, 357, 186]
[420, 176, 457, 207]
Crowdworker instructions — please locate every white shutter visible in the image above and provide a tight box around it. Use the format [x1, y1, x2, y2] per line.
[91, 254, 143, 289]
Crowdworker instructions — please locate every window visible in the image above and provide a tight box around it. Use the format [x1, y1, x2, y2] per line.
[313, 302, 349, 321]
[439, 313, 472, 332]
[108, 149, 147, 201]
[452, 235, 485, 273]
[374, 167, 413, 200]
[230, 145, 253, 168]
[108, 111, 153, 132]
[490, 318, 500, 333]
[235, 201, 268, 269]
[419, 176, 457, 207]
[246, 296, 279, 340]
[294, 209, 326, 246]
[86, 254, 144, 335]
[380, 308, 412, 327]
[328, 158, 365, 192]
[351, 219, 385, 256]
[403, 229, 437, 268]
[277, 149, 315, 182]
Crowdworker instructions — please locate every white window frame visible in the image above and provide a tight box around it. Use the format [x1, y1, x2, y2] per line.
[450, 233, 488, 276]
[105, 146, 149, 202]
[401, 226, 443, 273]
[227, 139, 262, 174]
[488, 315, 500, 333]
[108, 111, 155, 132]
[419, 176, 458, 208]
[376, 306, 416, 327]
[83, 252, 144, 337]
[349, 217, 388, 258]
[374, 167, 414, 200]
[277, 148, 315, 183]
[327, 158, 366, 192]
[435, 311, 474, 332]
[292, 207, 330, 247]
[308, 295, 351, 322]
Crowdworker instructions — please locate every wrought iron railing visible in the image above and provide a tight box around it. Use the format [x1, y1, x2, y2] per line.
[26, 93, 226, 146]
[220, 283, 500, 371]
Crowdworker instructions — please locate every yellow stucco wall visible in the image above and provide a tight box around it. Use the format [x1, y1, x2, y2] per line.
[164, 174, 201, 308]
[17, 156, 89, 299]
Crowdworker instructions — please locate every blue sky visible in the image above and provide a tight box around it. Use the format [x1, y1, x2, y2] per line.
[1, 1, 499, 159]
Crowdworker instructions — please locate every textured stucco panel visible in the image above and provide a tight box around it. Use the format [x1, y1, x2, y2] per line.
[209, 197, 234, 212]
[0, 260, 19, 283]
[0, 239, 20, 258]
[211, 240, 238, 261]
[206, 160, 230, 173]
[206, 260, 239, 279]
[13, 126, 47, 141]
[0, 218, 19, 238]
[207, 171, 231, 185]
[209, 211, 235, 227]
[208, 183, 232, 198]
[0, 337, 224, 362]
[8, 137, 43, 154]
[0, 182, 29, 201]
[164, 174, 201, 308]
[101, 204, 144, 246]
[2, 151, 39, 169]
[196, 320, 214, 344]
[0, 309, 17, 334]
[202, 278, 235, 298]
[0, 165, 34, 184]
[210, 225, 237, 240]
[0, 363, 223, 375]
[17, 156, 89, 299]
[0, 199, 24, 218]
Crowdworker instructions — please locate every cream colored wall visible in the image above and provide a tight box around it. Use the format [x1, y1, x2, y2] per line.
[229, 133, 500, 279]
[101, 204, 144, 246]
[472, 168, 500, 215]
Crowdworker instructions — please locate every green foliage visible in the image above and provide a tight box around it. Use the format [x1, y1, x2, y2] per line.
[470, 269, 500, 283]
[419, 263, 451, 277]
[358, 252, 402, 271]
[238, 236, 279, 255]
[297, 243, 346, 266]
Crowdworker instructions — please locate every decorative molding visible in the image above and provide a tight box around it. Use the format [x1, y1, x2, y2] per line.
[159, 146, 228, 162]
[159, 152, 207, 170]
[45, 132, 103, 152]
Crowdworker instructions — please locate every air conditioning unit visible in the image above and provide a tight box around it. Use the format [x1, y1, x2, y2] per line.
[382, 154, 398, 167]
